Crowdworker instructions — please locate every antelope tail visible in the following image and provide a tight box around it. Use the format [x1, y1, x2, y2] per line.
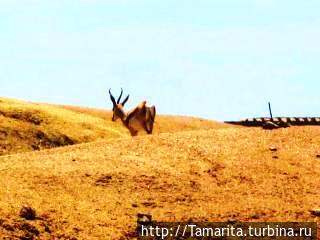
[150, 106, 156, 121]
[145, 106, 156, 134]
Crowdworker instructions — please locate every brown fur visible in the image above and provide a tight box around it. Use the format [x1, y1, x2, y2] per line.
[109, 89, 156, 136]
[111, 99, 156, 136]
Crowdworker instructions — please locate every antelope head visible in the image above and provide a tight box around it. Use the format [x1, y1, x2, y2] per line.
[109, 88, 130, 122]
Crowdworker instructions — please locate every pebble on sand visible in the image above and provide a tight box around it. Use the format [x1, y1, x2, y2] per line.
[310, 209, 320, 217]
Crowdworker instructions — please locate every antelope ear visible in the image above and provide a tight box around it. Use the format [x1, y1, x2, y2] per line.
[121, 94, 130, 106]
[109, 89, 116, 106]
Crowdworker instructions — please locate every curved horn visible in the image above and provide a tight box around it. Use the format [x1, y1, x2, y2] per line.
[117, 88, 123, 104]
[109, 88, 116, 105]
[121, 94, 130, 106]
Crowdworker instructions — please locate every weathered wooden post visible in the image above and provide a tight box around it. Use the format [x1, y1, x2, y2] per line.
[268, 102, 273, 119]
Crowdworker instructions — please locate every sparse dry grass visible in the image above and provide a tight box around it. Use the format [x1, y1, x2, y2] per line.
[61, 105, 227, 134]
[0, 98, 224, 156]
[0, 98, 319, 239]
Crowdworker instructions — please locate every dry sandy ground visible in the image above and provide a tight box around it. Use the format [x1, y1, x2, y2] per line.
[0, 98, 319, 239]
[0, 127, 320, 239]
[0, 97, 222, 156]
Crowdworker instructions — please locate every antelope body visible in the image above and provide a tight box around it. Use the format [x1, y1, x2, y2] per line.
[109, 89, 156, 136]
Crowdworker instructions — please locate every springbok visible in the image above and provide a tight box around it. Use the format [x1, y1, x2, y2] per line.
[108, 88, 156, 136]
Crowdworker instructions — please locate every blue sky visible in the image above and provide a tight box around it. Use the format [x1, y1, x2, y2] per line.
[1, 0, 320, 121]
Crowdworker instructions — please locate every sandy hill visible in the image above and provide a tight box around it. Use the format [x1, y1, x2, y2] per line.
[0, 97, 226, 156]
[0, 97, 319, 239]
